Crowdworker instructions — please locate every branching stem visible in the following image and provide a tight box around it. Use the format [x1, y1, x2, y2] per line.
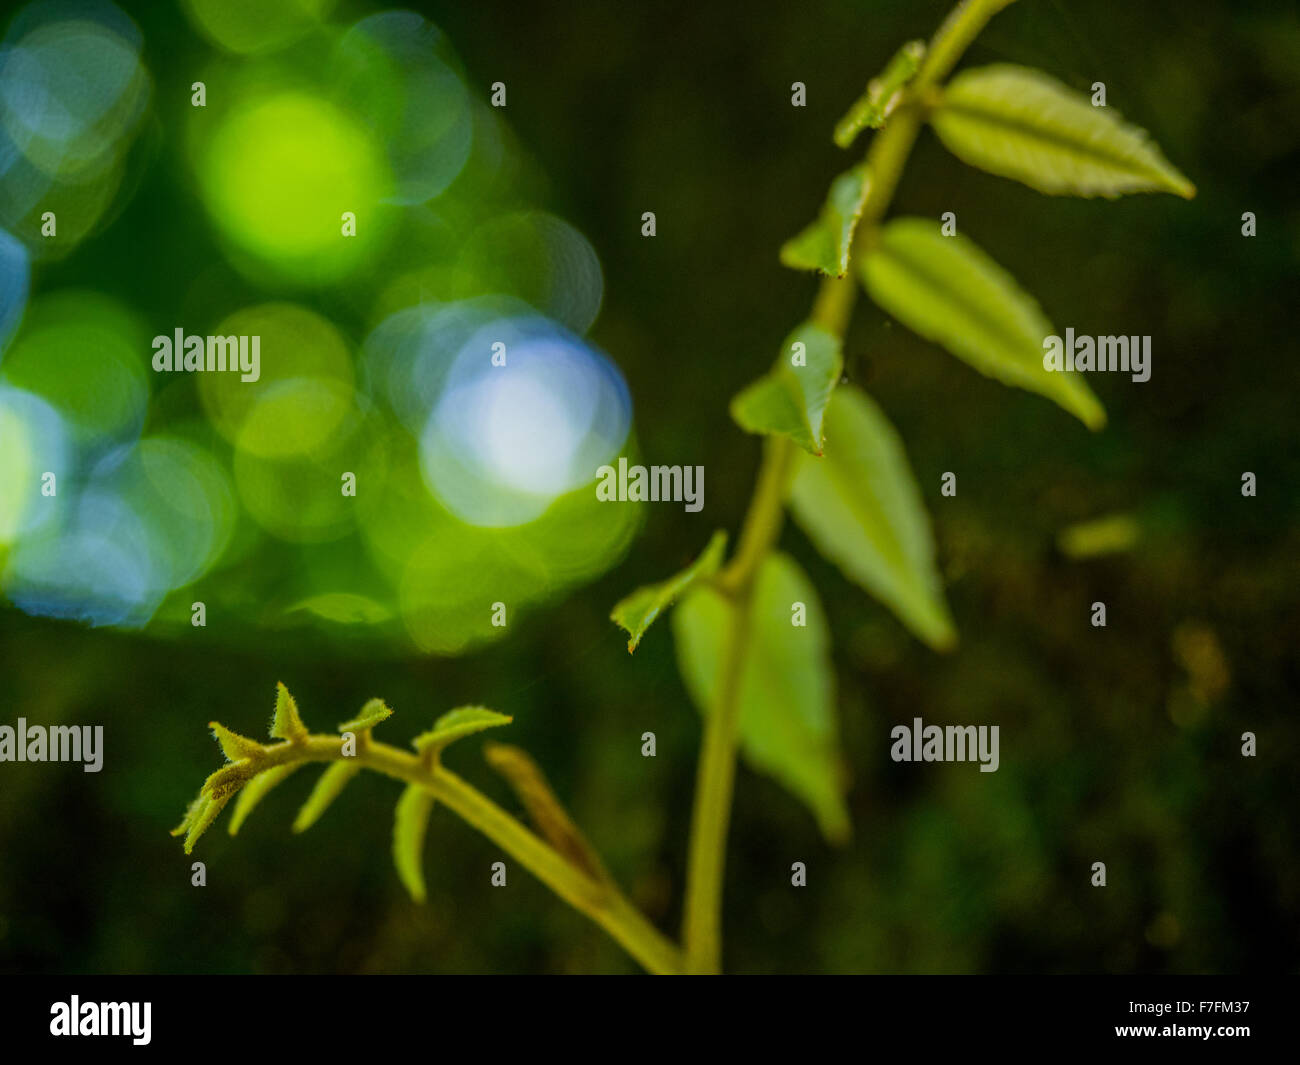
[247, 733, 683, 975]
[679, 0, 1017, 975]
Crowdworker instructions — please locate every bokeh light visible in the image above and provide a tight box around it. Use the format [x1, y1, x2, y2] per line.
[0, 6, 638, 654]
[0, 290, 148, 455]
[182, 0, 335, 56]
[0, 384, 68, 544]
[198, 302, 354, 455]
[458, 211, 604, 332]
[0, 226, 30, 350]
[420, 315, 631, 526]
[333, 11, 472, 204]
[0, 0, 151, 256]
[198, 92, 390, 281]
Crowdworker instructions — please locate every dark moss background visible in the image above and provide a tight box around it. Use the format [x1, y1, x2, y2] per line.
[1, 0, 1298, 973]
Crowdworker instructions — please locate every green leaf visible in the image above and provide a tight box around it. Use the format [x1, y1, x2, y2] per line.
[860, 217, 1105, 429]
[787, 385, 956, 650]
[227, 763, 302, 836]
[834, 39, 926, 148]
[210, 722, 263, 763]
[931, 64, 1195, 199]
[610, 530, 727, 653]
[338, 698, 393, 734]
[293, 762, 361, 833]
[780, 165, 870, 277]
[392, 783, 435, 903]
[672, 552, 850, 842]
[269, 682, 308, 742]
[183, 792, 233, 854]
[412, 706, 511, 762]
[731, 323, 843, 455]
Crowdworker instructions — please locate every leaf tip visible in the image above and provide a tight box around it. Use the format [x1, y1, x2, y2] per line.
[337, 697, 394, 734]
[210, 721, 262, 763]
[1083, 404, 1108, 432]
[270, 682, 308, 742]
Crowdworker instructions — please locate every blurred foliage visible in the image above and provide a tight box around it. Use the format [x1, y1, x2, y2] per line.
[0, 0, 1298, 974]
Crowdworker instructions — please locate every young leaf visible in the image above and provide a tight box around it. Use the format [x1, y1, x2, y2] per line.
[338, 698, 393, 734]
[860, 217, 1105, 429]
[171, 794, 206, 839]
[787, 386, 956, 650]
[412, 706, 511, 763]
[779, 165, 871, 277]
[269, 682, 308, 742]
[834, 40, 926, 148]
[210, 722, 263, 764]
[228, 763, 302, 835]
[184, 792, 233, 853]
[931, 64, 1195, 199]
[484, 742, 610, 883]
[611, 530, 727, 653]
[671, 552, 850, 843]
[293, 762, 361, 833]
[392, 783, 435, 903]
[731, 323, 843, 455]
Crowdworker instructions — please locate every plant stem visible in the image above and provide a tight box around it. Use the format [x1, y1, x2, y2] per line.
[253, 734, 683, 975]
[682, 435, 794, 972]
[679, 0, 1017, 975]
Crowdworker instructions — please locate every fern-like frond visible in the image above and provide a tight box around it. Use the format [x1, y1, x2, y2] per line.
[173, 686, 683, 974]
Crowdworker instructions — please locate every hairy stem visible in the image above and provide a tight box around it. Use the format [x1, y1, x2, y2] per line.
[250, 734, 682, 975]
[679, 0, 1017, 975]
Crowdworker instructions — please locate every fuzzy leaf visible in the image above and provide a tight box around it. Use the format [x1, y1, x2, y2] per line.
[860, 217, 1105, 429]
[392, 784, 435, 903]
[338, 698, 393, 734]
[611, 530, 727, 653]
[731, 323, 843, 455]
[210, 722, 263, 763]
[184, 792, 233, 853]
[780, 165, 871, 277]
[671, 552, 850, 842]
[171, 795, 206, 838]
[293, 762, 361, 833]
[835, 40, 926, 147]
[788, 386, 956, 650]
[484, 742, 609, 882]
[228, 763, 302, 835]
[412, 707, 511, 762]
[931, 64, 1195, 199]
[269, 682, 308, 742]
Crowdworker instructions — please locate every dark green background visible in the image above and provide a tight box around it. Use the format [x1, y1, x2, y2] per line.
[1, 0, 1297, 973]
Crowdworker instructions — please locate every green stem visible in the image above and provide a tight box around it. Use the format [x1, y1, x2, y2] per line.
[249, 734, 683, 975]
[682, 435, 794, 972]
[679, 0, 1017, 976]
